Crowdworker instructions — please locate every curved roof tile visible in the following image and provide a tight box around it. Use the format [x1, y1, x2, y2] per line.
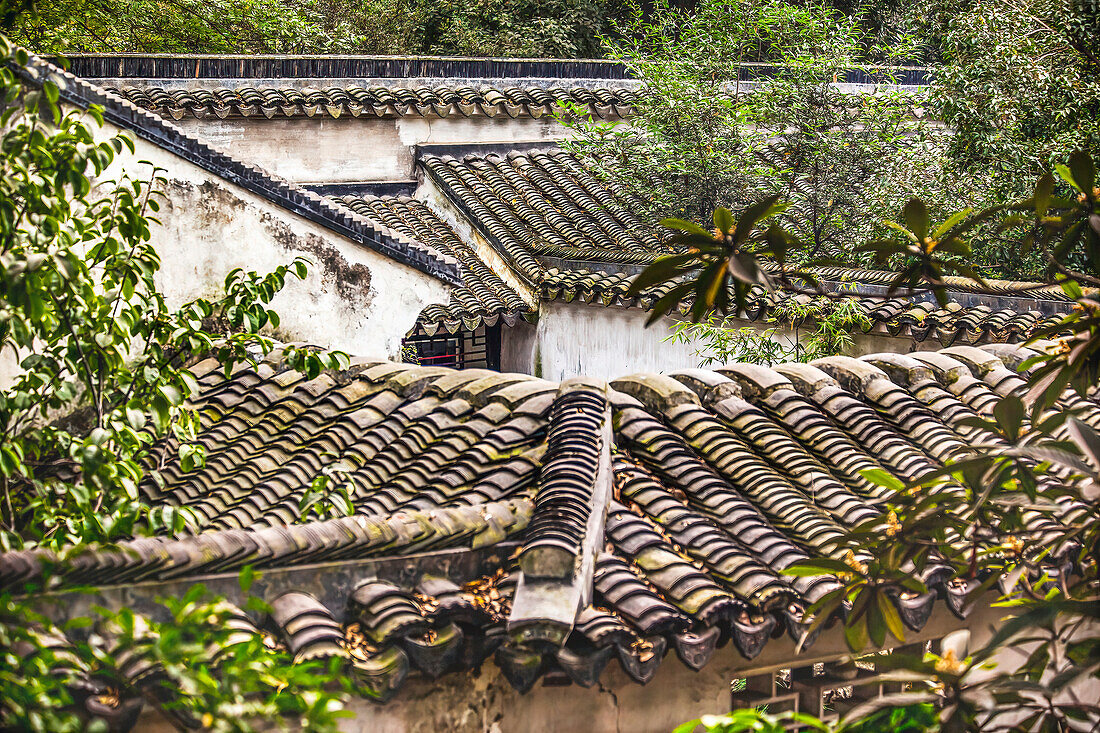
[3, 343, 1091, 708]
[108, 85, 640, 121]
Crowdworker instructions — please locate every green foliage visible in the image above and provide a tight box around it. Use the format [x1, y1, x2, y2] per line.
[2, 0, 625, 57]
[856, 197, 996, 305]
[674, 702, 938, 732]
[562, 0, 931, 262]
[0, 40, 352, 729]
[0, 580, 348, 731]
[657, 153, 1100, 733]
[925, 0, 1100, 276]
[628, 198, 791, 325]
[0, 39, 350, 551]
[667, 320, 793, 367]
[299, 464, 355, 520]
[666, 291, 872, 366]
[325, 0, 622, 58]
[674, 709, 833, 733]
[0, 594, 92, 732]
[3, 0, 340, 54]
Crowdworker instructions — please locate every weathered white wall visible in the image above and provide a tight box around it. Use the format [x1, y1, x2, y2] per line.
[529, 302, 702, 382]
[519, 301, 923, 383]
[172, 115, 566, 183]
[500, 318, 538, 374]
[92, 112, 449, 360]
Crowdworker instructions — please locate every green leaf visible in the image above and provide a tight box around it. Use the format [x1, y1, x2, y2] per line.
[844, 616, 869, 651]
[712, 207, 734, 235]
[1067, 150, 1096, 194]
[644, 281, 696, 326]
[1054, 163, 1079, 191]
[866, 594, 887, 648]
[1067, 418, 1100, 471]
[783, 558, 853, 576]
[733, 194, 783, 243]
[876, 592, 906, 643]
[628, 253, 701, 294]
[859, 468, 906, 492]
[902, 198, 929, 242]
[1034, 172, 1054, 217]
[933, 208, 973, 239]
[993, 395, 1024, 441]
[661, 218, 713, 238]
[239, 565, 257, 593]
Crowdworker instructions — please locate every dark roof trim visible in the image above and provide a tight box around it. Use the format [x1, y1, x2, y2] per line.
[65, 55, 932, 86]
[66, 55, 634, 81]
[832, 282, 1074, 317]
[414, 141, 558, 163]
[306, 181, 418, 198]
[535, 256, 1077, 311]
[19, 55, 461, 286]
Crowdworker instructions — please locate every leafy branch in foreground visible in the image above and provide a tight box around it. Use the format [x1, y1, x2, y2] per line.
[0, 39, 350, 730]
[664, 152, 1100, 732]
[1, 574, 350, 732]
[627, 196, 791, 325]
[0, 38, 348, 551]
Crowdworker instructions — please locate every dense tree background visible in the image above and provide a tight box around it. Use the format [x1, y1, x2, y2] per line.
[1, 0, 627, 57]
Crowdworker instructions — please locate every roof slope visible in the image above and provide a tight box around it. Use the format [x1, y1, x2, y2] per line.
[542, 269, 1069, 346]
[418, 147, 1073, 343]
[335, 195, 533, 333]
[4, 344, 1093, 705]
[420, 148, 1074, 299]
[420, 148, 668, 280]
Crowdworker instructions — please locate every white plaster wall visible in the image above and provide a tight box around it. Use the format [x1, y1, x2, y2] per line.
[533, 302, 702, 382]
[92, 113, 449, 360]
[500, 319, 538, 374]
[529, 302, 924, 383]
[172, 115, 566, 183]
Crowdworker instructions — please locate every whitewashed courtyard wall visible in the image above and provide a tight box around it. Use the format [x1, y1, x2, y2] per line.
[91, 115, 451, 360]
[171, 115, 567, 183]
[506, 301, 919, 382]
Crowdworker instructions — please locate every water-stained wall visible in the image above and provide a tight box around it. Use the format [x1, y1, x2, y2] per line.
[509, 301, 919, 382]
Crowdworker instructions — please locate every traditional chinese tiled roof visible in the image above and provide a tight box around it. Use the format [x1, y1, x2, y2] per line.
[335, 195, 534, 333]
[108, 85, 640, 120]
[5, 344, 1092, 714]
[541, 269, 1070, 346]
[419, 148, 669, 280]
[793, 265, 1077, 302]
[417, 147, 1077, 308]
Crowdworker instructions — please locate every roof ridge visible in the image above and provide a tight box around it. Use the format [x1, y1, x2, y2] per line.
[64, 54, 933, 86]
